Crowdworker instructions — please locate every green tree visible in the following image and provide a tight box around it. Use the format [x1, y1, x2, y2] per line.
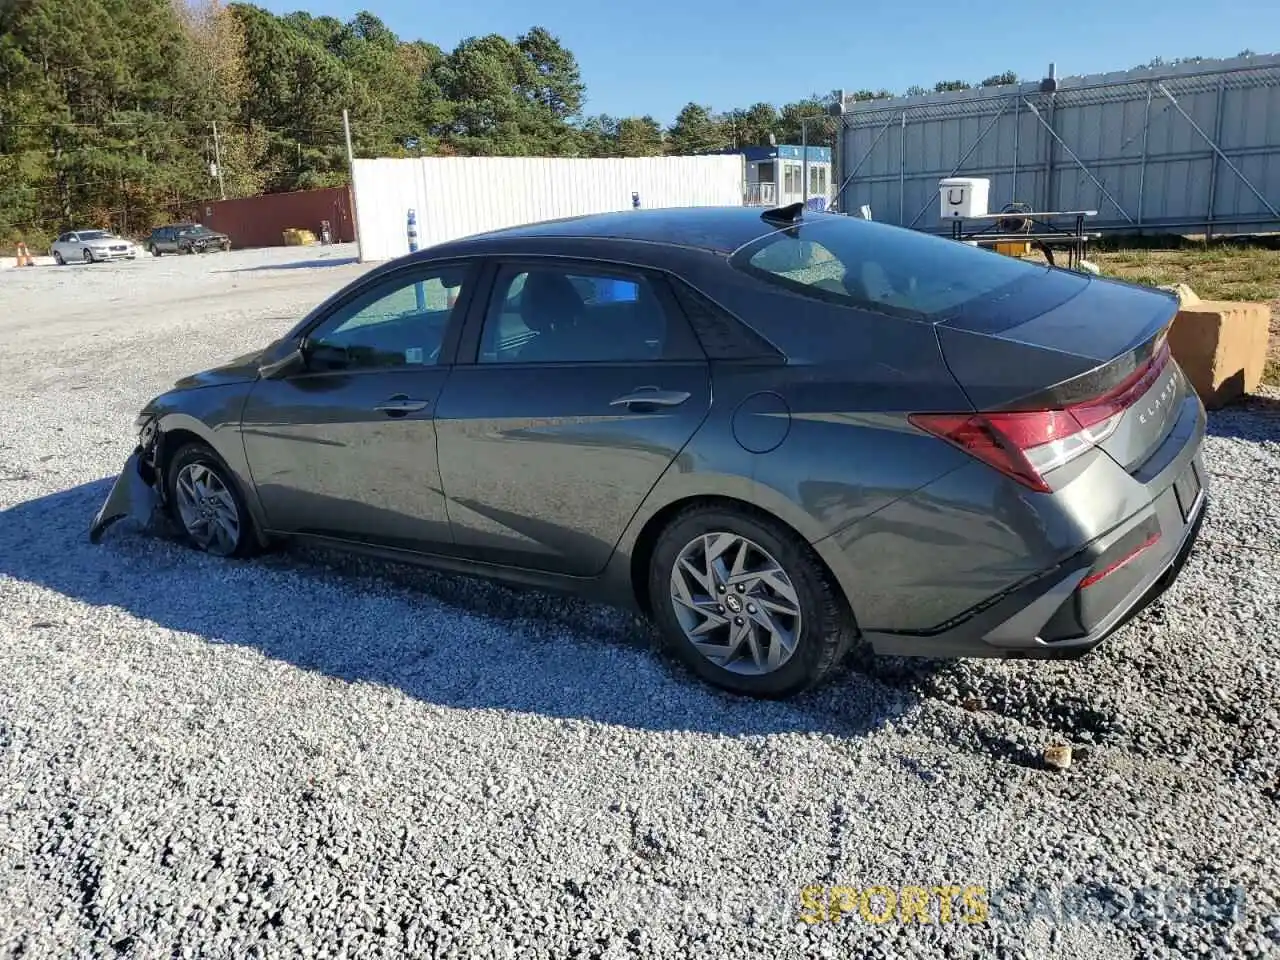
[615, 115, 663, 156]
[666, 102, 727, 155]
[978, 70, 1018, 87]
[576, 113, 619, 156]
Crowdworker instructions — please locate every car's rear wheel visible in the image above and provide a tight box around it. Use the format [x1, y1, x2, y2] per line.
[648, 504, 856, 698]
[149, 244, 160, 257]
[165, 442, 260, 559]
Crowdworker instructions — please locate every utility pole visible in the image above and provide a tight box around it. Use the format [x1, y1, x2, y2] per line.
[343, 108, 355, 169]
[211, 121, 226, 200]
[343, 108, 364, 262]
[801, 119, 809, 204]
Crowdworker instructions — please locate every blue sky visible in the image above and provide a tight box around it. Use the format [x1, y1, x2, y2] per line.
[260, 0, 1276, 124]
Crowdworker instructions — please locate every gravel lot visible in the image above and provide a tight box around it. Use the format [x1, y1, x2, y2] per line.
[1, 244, 1278, 959]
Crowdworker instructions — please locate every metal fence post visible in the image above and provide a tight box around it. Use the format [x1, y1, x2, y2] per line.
[1205, 76, 1227, 238]
[1137, 82, 1153, 228]
[899, 110, 907, 224]
[1043, 92, 1056, 212]
[1011, 94, 1020, 203]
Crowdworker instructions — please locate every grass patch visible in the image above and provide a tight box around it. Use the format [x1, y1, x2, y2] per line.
[1084, 242, 1280, 388]
[1092, 245, 1280, 302]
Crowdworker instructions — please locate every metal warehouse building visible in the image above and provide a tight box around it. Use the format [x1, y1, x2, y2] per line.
[834, 53, 1280, 236]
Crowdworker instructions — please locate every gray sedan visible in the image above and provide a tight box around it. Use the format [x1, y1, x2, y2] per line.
[51, 229, 138, 265]
[89, 204, 1208, 698]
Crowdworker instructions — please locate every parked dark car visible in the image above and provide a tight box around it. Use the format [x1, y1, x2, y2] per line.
[147, 223, 231, 256]
[90, 204, 1207, 699]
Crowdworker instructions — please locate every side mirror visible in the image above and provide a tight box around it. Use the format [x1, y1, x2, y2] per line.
[259, 343, 307, 379]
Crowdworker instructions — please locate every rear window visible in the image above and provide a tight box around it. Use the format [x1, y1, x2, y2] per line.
[729, 216, 1052, 321]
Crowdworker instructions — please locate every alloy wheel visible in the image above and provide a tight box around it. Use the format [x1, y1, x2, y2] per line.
[669, 532, 803, 675]
[173, 461, 241, 556]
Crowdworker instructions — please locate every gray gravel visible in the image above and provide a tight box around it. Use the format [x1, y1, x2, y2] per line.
[1, 245, 1278, 959]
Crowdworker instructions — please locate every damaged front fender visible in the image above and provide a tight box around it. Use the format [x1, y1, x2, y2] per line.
[88, 447, 163, 544]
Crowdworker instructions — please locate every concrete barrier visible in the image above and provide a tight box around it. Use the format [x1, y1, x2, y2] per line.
[1168, 300, 1272, 409]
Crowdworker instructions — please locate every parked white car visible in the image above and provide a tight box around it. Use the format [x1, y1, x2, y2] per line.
[50, 230, 138, 265]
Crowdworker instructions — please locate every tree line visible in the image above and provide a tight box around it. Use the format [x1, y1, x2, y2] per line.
[0, 0, 1259, 248]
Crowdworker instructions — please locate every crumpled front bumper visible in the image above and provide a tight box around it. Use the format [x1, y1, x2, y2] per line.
[88, 448, 162, 544]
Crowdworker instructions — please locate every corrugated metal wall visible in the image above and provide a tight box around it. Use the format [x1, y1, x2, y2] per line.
[203, 187, 355, 248]
[350, 155, 746, 262]
[837, 55, 1280, 235]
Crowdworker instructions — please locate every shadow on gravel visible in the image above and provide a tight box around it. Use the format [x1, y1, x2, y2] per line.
[0, 478, 932, 740]
[1204, 395, 1280, 441]
[218, 256, 359, 274]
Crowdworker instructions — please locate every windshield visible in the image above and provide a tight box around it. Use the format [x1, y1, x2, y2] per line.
[78, 230, 111, 240]
[730, 215, 1051, 321]
[180, 225, 215, 236]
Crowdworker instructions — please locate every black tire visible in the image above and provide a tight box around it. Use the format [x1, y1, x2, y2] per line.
[164, 441, 262, 559]
[53, 251, 64, 265]
[81, 248, 94, 263]
[149, 244, 160, 257]
[648, 503, 857, 699]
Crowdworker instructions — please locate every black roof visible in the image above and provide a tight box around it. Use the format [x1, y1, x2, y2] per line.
[460, 206, 791, 254]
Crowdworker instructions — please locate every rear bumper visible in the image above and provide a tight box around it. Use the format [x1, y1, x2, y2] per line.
[862, 408, 1209, 660]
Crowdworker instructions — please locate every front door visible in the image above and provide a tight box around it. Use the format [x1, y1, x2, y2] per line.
[240, 261, 476, 553]
[435, 260, 711, 576]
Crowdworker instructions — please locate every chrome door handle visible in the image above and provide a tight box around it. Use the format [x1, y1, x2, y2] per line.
[374, 396, 430, 416]
[609, 387, 691, 408]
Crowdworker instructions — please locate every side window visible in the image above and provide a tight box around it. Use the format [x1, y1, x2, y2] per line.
[57, 233, 71, 243]
[669, 279, 782, 362]
[477, 265, 670, 364]
[305, 265, 470, 372]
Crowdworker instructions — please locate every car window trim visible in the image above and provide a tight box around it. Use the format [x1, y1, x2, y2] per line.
[454, 255, 705, 367]
[282, 258, 482, 377]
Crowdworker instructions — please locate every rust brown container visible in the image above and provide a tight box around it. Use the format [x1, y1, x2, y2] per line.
[202, 186, 356, 249]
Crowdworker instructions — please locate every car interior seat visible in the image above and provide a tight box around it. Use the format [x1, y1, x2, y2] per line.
[517, 272, 586, 361]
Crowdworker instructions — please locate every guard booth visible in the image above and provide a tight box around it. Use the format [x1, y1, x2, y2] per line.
[737, 145, 833, 208]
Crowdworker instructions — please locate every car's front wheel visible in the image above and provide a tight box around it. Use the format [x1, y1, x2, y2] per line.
[149, 244, 160, 257]
[81, 248, 94, 264]
[648, 504, 857, 699]
[53, 251, 64, 265]
[165, 442, 260, 559]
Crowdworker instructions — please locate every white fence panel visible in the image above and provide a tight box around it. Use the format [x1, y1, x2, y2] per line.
[351, 155, 745, 262]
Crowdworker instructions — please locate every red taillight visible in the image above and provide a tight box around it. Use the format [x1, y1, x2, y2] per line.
[911, 337, 1174, 493]
[1079, 532, 1162, 588]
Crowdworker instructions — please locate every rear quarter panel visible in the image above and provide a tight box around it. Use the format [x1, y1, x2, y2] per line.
[611, 305, 985, 624]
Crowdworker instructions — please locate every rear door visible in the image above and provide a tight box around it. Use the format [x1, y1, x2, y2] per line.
[434, 259, 711, 575]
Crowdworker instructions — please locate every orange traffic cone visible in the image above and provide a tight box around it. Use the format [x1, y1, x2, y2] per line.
[15, 242, 34, 267]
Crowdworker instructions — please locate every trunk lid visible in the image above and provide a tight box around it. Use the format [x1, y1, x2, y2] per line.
[936, 275, 1184, 474]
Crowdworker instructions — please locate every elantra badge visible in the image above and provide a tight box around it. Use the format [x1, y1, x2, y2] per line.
[1138, 372, 1178, 425]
